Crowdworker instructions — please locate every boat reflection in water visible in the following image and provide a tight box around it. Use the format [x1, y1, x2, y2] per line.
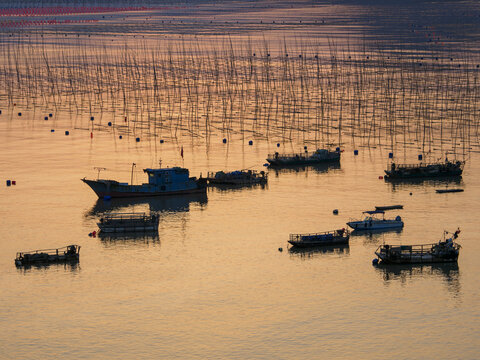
[350, 227, 403, 242]
[386, 177, 463, 192]
[288, 244, 350, 259]
[207, 182, 268, 193]
[16, 261, 80, 273]
[85, 193, 208, 219]
[98, 231, 160, 246]
[374, 263, 460, 295]
[269, 162, 341, 177]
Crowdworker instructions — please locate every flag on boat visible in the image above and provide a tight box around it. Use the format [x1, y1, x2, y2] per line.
[454, 228, 461, 239]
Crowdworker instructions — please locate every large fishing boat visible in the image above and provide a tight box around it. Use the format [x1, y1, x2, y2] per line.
[374, 229, 461, 264]
[347, 210, 403, 231]
[288, 229, 349, 248]
[384, 159, 464, 180]
[82, 164, 207, 199]
[266, 148, 340, 166]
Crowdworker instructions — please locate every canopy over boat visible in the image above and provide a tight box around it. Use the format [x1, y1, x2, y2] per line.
[363, 210, 385, 215]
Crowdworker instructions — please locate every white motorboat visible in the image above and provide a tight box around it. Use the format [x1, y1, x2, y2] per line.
[347, 210, 403, 231]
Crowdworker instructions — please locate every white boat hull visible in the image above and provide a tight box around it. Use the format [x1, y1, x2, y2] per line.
[347, 220, 404, 231]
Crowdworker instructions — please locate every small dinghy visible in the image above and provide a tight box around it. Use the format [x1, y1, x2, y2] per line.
[288, 229, 349, 248]
[374, 229, 461, 264]
[347, 210, 404, 231]
[436, 189, 464, 193]
[98, 212, 159, 233]
[15, 245, 80, 267]
[375, 205, 403, 211]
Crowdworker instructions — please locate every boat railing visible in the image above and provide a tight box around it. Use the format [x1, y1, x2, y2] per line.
[376, 242, 459, 256]
[16, 245, 80, 259]
[268, 152, 310, 159]
[289, 229, 347, 241]
[102, 212, 151, 221]
[393, 161, 461, 169]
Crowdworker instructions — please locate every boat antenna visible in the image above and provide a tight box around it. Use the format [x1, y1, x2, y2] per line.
[94, 167, 106, 180]
[131, 163, 136, 185]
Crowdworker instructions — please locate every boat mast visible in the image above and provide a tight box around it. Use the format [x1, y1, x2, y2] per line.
[94, 167, 106, 180]
[131, 163, 136, 185]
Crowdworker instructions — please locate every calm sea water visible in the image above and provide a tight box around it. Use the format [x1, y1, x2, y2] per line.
[1, 1, 480, 359]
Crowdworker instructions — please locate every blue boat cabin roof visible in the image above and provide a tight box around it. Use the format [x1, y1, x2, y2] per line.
[144, 167, 189, 175]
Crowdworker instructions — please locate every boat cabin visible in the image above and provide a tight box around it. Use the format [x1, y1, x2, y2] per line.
[144, 167, 192, 186]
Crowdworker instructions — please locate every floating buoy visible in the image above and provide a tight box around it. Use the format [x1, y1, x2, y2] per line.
[108, 122, 112, 126]
[222, 138, 227, 143]
[18, 112, 22, 116]
[277, 143, 280, 147]
[136, 137, 140, 142]
[336, 147, 340, 152]
[12, 180, 16, 185]
[388, 152, 393, 158]
[333, 209, 339, 215]
[248, 140, 253, 145]
[49, 113, 52, 117]
[119, 135, 122, 139]
[65, 131, 69, 136]
[263, 163, 269, 167]
[51, 129, 55, 132]
[90, 132, 93, 138]
[379, 176, 383, 179]
[372, 258, 379, 265]
[6, 180, 11, 186]
[418, 154, 423, 160]
[354, 150, 359, 155]
[278, 247, 283, 252]
[410, 192, 413, 196]
[90, 116, 94, 121]
[124, 116, 127, 121]
[160, 139, 164, 143]
[44, 116, 48, 120]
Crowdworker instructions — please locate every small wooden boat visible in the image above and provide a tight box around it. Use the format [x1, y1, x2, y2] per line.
[375, 229, 461, 264]
[436, 189, 464, 193]
[375, 205, 404, 211]
[266, 148, 340, 166]
[15, 245, 80, 267]
[206, 170, 267, 185]
[347, 210, 403, 231]
[98, 212, 159, 233]
[288, 229, 349, 248]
